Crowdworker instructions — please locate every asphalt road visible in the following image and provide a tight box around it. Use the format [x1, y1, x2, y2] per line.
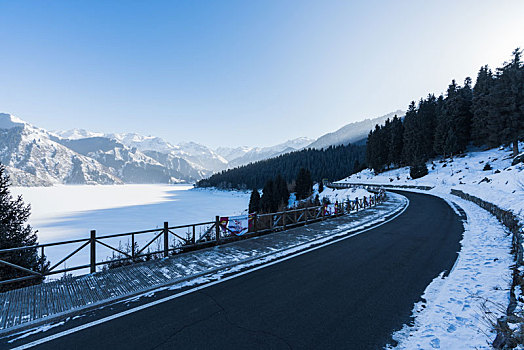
[5, 191, 464, 350]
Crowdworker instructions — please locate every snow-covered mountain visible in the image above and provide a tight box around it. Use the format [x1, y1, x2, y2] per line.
[56, 137, 197, 183]
[220, 137, 314, 168]
[214, 146, 253, 163]
[2, 108, 405, 187]
[0, 113, 208, 185]
[0, 113, 122, 186]
[307, 110, 404, 149]
[58, 130, 229, 173]
[53, 129, 104, 140]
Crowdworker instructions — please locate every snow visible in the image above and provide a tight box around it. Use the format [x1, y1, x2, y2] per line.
[387, 191, 513, 349]
[337, 144, 524, 348]
[10, 184, 250, 273]
[0, 113, 26, 129]
[338, 143, 524, 222]
[318, 186, 374, 204]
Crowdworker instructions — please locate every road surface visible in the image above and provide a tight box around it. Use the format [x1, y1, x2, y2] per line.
[3, 191, 464, 349]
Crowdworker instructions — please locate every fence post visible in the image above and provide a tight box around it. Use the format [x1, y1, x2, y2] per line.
[321, 205, 325, 221]
[283, 211, 286, 230]
[192, 225, 196, 244]
[215, 216, 220, 243]
[253, 213, 258, 233]
[131, 233, 135, 262]
[90, 230, 96, 274]
[304, 208, 308, 225]
[163, 222, 169, 258]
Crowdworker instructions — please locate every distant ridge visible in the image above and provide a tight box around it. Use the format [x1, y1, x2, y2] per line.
[307, 110, 404, 149]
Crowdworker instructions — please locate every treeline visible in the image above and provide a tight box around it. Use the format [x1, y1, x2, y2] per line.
[367, 48, 524, 174]
[248, 168, 315, 214]
[197, 144, 365, 190]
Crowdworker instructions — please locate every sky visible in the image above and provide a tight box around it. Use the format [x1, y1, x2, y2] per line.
[1, 1, 523, 148]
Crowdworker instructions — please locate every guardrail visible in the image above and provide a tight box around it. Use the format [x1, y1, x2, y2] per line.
[0, 191, 387, 287]
[326, 182, 433, 191]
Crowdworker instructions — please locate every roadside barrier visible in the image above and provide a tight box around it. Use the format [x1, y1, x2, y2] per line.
[0, 190, 387, 288]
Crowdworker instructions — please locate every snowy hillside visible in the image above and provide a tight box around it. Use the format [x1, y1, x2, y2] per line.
[338, 143, 524, 217]
[307, 110, 404, 149]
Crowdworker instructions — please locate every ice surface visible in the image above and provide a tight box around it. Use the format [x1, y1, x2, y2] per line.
[10, 184, 250, 273]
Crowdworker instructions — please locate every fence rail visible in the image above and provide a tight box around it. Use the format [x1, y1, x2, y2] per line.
[326, 182, 433, 191]
[0, 191, 387, 287]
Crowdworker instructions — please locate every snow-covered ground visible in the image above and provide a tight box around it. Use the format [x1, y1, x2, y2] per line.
[339, 143, 524, 221]
[337, 144, 524, 348]
[10, 184, 250, 273]
[387, 189, 513, 349]
[318, 186, 374, 204]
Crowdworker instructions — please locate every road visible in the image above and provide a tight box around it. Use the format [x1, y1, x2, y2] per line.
[3, 191, 464, 350]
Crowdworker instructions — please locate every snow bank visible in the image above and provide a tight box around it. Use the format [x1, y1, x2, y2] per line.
[387, 191, 513, 349]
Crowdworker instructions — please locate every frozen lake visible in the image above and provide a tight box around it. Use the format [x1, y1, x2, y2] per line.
[10, 184, 250, 276]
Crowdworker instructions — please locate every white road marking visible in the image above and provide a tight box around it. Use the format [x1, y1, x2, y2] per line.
[11, 198, 409, 350]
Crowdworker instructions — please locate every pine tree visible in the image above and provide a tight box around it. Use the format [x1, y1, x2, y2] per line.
[248, 189, 260, 213]
[402, 101, 422, 165]
[490, 48, 524, 156]
[388, 115, 404, 167]
[0, 164, 48, 291]
[418, 94, 438, 159]
[260, 179, 275, 213]
[471, 65, 494, 146]
[274, 174, 289, 210]
[295, 168, 313, 200]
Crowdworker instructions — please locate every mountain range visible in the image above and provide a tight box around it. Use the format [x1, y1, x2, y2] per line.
[0, 110, 403, 186]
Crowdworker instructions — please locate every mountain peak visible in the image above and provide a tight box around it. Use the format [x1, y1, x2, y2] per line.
[0, 113, 27, 129]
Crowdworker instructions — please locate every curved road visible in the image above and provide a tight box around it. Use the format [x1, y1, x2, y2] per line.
[4, 191, 464, 350]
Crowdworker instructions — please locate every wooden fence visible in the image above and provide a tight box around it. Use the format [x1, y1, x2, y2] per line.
[0, 191, 387, 287]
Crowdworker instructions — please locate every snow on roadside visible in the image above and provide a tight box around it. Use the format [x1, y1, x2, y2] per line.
[318, 186, 372, 204]
[387, 192, 513, 349]
[335, 144, 523, 348]
[338, 143, 524, 223]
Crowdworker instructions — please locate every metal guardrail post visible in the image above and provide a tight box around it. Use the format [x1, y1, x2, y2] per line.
[90, 230, 96, 274]
[163, 222, 169, 258]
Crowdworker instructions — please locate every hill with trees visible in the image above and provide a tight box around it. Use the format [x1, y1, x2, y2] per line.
[196, 144, 365, 190]
[366, 48, 524, 175]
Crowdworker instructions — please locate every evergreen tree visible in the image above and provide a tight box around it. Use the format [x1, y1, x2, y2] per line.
[388, 115, 404, 166]
[490, 48, 524, 156]
[197, 144, 365, 190]
[260, 179, 275, 213]
[0, 164, 48, 291]
[274, 174, 289, 210]
[295, 168, 313, 200]
[402, 101, 422, 165]
[418, 94, 438, 159]
[248, 188, 260, 213]
[471, 65, 494, 146]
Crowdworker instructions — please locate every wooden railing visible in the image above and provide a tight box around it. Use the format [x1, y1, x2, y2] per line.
[0, 191, 387, 286]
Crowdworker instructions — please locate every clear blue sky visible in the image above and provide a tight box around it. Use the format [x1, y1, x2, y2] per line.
[1, 1, 523, 148]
